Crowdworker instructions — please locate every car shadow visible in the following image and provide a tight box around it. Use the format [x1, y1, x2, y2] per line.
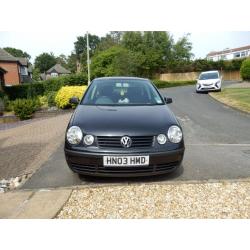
[78, 164, 184, 184]
[196, 91, 208, 94]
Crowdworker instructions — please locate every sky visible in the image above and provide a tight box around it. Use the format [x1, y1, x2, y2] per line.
[0, 31, 250, 63]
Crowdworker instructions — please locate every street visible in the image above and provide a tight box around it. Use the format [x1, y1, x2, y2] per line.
[22, 82, 250, 189]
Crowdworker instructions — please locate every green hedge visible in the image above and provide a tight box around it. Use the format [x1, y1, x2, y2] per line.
[4, 73, 88, 100]
[152, 80, 196, 88]
[43, 73, 88, 93]
[165, 58, 245, 73]
[4, 83, 45, 100]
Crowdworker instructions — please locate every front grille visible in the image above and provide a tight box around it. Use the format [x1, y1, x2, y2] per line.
[71, 162, 178, 175]
[97, 136, 154, 148]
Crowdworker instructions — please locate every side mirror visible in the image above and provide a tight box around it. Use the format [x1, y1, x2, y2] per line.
[164, 97, 173, 104]
[69, 97, 79, 104]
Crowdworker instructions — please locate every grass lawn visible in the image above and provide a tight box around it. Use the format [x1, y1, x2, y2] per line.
[210, 88, 250, 113]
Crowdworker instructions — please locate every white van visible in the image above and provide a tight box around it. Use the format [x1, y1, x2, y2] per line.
[196, 70, 222, 93]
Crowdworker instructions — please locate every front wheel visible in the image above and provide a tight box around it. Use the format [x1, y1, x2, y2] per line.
[216, 88, 221, 92]
[196, 90, 200, 93]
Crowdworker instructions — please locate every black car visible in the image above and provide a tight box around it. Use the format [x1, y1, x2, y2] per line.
[64, 77, 184, 177]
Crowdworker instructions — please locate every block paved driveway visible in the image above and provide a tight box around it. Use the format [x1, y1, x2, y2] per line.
[18, 81, 250, 189]
[0, 114, 71, 180]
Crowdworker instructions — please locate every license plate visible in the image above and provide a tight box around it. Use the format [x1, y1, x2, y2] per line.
[103, 156, 149, 167]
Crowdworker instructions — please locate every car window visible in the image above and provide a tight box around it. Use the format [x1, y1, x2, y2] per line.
[81, 79, 164, 106]
[199, 72, 219, 80]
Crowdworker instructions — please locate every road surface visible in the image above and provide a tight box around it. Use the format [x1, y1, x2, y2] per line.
[22, 82, 250, 189]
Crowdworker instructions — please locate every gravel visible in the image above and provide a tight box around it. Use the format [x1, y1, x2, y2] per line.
[57, 180, 250, 219]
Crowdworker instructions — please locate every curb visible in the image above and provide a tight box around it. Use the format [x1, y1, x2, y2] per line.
[20, 176, 250, 193]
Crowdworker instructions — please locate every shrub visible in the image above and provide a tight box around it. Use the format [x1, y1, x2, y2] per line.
[152, 80, 196, 88]
[4, 73, 88, 100]
[43, 73, 88, 93]
[0, 98, 4, 116]
[3, 96, 13, 112]
[240, 59, 250, 81]
[39, 95, 48, 108]
[0, 91, 5, 99]
[47, 91, 57, 107]
[55, 86, 87, 109]
[13, 99, 39, 120]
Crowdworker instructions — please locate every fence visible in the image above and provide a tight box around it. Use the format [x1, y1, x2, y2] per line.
[159, 70, 241, 81]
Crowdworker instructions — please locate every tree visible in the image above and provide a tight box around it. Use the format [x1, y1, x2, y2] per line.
[122, 31, 144, 52]
[74, 34, 100, 58]
[56, 54, 68, 69]
[74, 33, 101, 72]
[66, 53, 78, 73]
[91, 46, 138, 78]
[34, 52, 57, 73]
[165, 33, 193, 72]
[4, 47, 31, 60]
[172, 34, 193, 61]
[121, 31, 174, 77]
[96, 32, 123, 52]
[32, 68, 41, 81]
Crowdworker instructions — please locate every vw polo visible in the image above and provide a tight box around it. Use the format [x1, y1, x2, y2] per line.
[64, 77, 185, 177]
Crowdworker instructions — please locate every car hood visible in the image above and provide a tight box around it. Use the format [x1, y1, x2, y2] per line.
[71, 105, 179, 136]
[198, 79, 220, 84]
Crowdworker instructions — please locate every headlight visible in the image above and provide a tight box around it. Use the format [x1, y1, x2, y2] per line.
[167, 125, 182, 143]
[66, 126, 83, 145]
[157, 134, 167, 144]
[83, 134, 94, 145]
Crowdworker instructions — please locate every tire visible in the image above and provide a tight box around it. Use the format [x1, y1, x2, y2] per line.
[217, 88, 221, 92]
[196, 90, 200, 93]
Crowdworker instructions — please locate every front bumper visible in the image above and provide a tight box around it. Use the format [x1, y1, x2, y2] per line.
[196, 83, 221, 92]
[65, 148, 184, 177]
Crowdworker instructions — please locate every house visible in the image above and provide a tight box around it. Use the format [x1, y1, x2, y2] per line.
[0, 48, 32, 86]
[207, 45, 250, 61]
[40, 64, 71, 80]
[0, 67, 7, 90]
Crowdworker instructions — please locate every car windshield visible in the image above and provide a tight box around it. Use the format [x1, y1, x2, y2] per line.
[199, 72, 219, 80]
[81, 79, 164, 106]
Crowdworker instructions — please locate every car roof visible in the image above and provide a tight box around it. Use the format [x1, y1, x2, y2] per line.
[200, 70, 219, 74]
[93, 76, 149, 81]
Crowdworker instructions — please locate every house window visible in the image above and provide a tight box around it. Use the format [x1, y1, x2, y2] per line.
[233, 52, 241, 58]
[241, 51, 246, 57]
[220, 55, 227, 60]
[20, 66, 28, 75]
[51, 72, 58, 77]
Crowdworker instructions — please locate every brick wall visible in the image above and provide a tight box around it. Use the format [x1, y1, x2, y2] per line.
[0, 62, 20, 85]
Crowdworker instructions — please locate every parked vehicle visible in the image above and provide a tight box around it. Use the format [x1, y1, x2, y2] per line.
[64, 77, 184, 177]
[196, 70, 222, 93]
